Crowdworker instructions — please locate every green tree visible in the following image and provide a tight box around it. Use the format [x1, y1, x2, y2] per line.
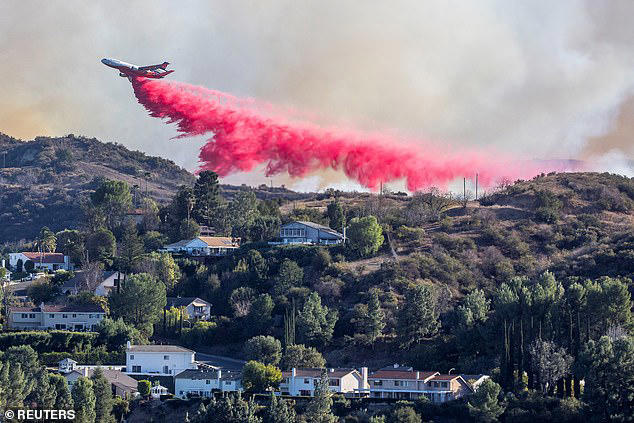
[456, 288, 490, 329]
[27, 280, 58, 304]
[273, 259, 304, 298]
[49, 373, 74, 410]
[28, 369, 56, 408]
[304, 371, 337, 423]
[196, 393, 261, 423]
[96, 318, 146, 351]
[109, 273, 166, 336]
[263, 393, 296, 423]
[56, 229, 85, 264]
[137, 380, 151, 397]
[133, 251, 180, 291]
[86, 228, 117, 265]
[576, 336, 634, 421]
[91, 180, 133, 230]
[280, 344, 326, 370]
[112, 397, 129, 422]
[91, 367, 115, 423]
[250, 215, 281, 242]
[352, 289, 385, 346]
[72, 377, 96, 423]
[390, 406, 421, 423]
[241, 361, 282, 392]
[297, 292, 338, 346]
[24, 259, 35, 273]
[347, 216, 384, 257]
[227, 191, 260, 240]
[193, 171, 222, 228]
[326, 201, 345, 232]
[38, 226, 57, 252]
[398, 284, 440, 348]
[244, 294, 274, 337]
[244, 336, 282, 366]
[0, 361, 31, 408]
[467, 379, 505, 423]
[118, 219, 144, 273]
[141, 230, 167, 252]
[177, 218, 200, 240]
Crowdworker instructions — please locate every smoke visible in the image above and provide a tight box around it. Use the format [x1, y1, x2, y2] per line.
[1, 1, 633, 186]
[131, 77, 569, 190]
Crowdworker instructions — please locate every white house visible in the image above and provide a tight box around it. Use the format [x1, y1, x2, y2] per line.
[126, 343, 197, 376]
[7, 304, 105, 331]
[165, 297, 212, 321]
[175, 369, 243, 398]
[9, 252, 72, 272]
[162, 236, 240, 256]
[274, 221, 344, 245]
[150, 384, 169, 399]
[61, 271, 125, 296]
[280, 368, 368, 397]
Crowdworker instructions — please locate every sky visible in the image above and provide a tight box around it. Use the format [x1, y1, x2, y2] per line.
[1, 0, 632, 190]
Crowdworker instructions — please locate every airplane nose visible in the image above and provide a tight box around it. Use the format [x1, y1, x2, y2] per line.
[101, 58, 108, 64]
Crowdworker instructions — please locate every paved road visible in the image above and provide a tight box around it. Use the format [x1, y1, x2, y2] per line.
[195, 352, 246, 371]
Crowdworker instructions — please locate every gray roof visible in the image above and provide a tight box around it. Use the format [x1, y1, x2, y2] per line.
[62, 271, 118, 290]
[127, 344, 194, 353]
[284, 221, 344, 238]
[164, 239, 191, 249]
[165, 297, 211, 309]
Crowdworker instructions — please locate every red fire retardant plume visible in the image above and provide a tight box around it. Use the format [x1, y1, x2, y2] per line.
[130, 77, 548, 191]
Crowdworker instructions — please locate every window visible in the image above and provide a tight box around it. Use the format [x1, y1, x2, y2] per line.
[132, 365, 141, 372]
[206, 380, 210, 385]
[433, 382, 439, 388]
[130, 355, 134, 360]
[164, 355, 170, 360]
[304, 378, 311, 384]
[62, 314, 68, 318]
[21, 313, 27, 318]
[329, 379, 340, 386]
[394, 381, 401, 387]
[163, 365, 169, 374]
[29, 313, 35, 319]
[72, 314, 77, 318]
[441, 382, 448, 388]
[49, 314, 54, 318]
[89, 314, 93, 318]
[373, 380, 383, 386]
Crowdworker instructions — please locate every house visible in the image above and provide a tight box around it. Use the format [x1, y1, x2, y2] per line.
[126, 342, 198, 376]
[9, 252, 72, 272]
[7, 303, 105, 331]
[151, 384, 169, 399]
[280, 368, 368, 397]
[368, 365, 473, 403]
[162, 236, 240, 256]
[175, 369, 243, 398]
[165, 297, 212, 321]
[61, 271, 125, 296]
[63, 366, 138, 399]
[275, 221, 344, 245]
[58, 358, 78, 373]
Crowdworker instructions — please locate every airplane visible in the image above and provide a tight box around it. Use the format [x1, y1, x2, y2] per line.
[101, 58, 174, 79]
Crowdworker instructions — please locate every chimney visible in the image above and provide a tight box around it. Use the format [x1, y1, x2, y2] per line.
[361, 367, 368, 388]
[217, 369, 222, 379]
[329, 368, 334, 373]
[83, 368, 88, 377]
[393, 363, 399, 369]
[416, 371, 420, 379]
[126, 340, 131, 349]
[291, 368, 296, 378]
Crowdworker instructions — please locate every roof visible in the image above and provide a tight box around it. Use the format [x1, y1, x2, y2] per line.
[164, 239, 191, 249]
[127, 344, 194, 353]
[62, 271, 118, 290]
[197, 236, 240, 248]
[9, 304, 105, 313]
[282, 368, 357, 378]
[430, 374, 460, 381]
[165, 297, 211, 309]
[72, 368, 138, 392]
[369, 370, 439, 381]
[15, 252, 66, 264]
[283, 221, 344, 238]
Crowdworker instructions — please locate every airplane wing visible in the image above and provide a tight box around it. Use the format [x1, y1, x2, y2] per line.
[138, 62, 169, 71]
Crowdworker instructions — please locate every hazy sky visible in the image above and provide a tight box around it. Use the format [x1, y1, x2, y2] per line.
[1, 1, 632, 188]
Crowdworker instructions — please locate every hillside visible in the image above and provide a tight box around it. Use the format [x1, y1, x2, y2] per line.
[0, 133, 313, 243]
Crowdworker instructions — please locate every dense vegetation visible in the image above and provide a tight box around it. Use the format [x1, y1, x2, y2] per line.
[1, 133, 633, 422]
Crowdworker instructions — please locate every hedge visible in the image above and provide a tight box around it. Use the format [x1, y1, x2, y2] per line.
[0, 331, 97, 353]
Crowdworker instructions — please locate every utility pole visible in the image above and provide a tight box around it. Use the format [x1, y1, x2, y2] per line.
[463, 177, 466, 206]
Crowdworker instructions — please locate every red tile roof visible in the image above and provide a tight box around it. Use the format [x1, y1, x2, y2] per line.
[281, 368, 356, 378]
[19, 252, 66, 264]
[430, 374, 460, 381]
[369, 370, 439, 380]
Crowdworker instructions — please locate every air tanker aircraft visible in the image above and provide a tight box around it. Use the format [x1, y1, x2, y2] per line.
[101, 58, 173, 79]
